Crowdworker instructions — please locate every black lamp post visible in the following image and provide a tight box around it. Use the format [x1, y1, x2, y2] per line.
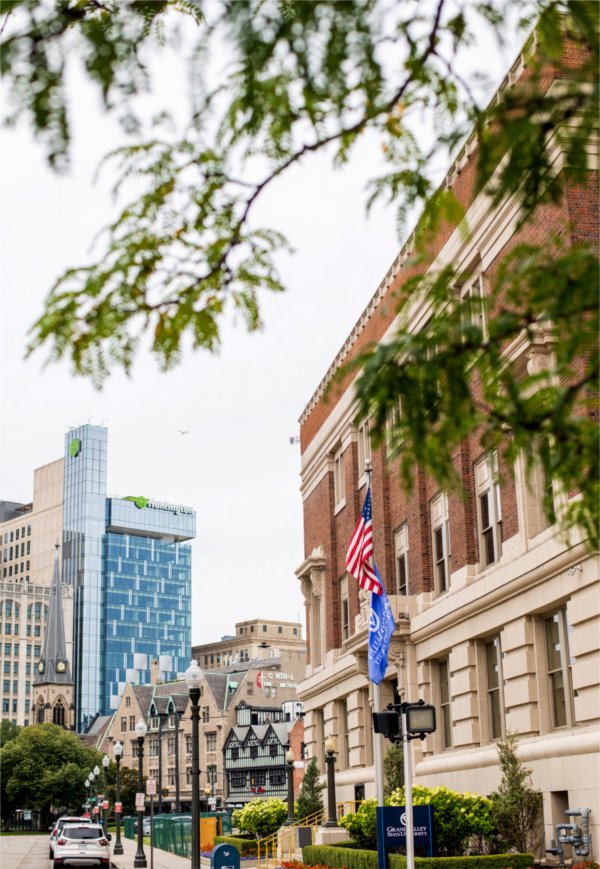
[284, 747, 295, 825]
[157, 711, 166, 815]
[324, 736, 338, 827]
[186, 660, 204, 869]
[134, 719, 148, 868]
[102, 755, 109, 831]
[113, 740, 124, 856]
[174, 710, 182, 813]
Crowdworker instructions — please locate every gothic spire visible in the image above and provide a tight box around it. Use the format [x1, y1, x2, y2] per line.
[34, 543, 72, 685]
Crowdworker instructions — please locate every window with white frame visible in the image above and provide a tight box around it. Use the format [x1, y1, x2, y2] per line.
[431, 493, 450, 593]
[544, 609, 574, 729]
[340, 576, 349, 642]
[357, 419, 371, 481]
[475, 451, 502, 567]
[485, 637, 504, 740]
[458, 274, 487, 339]
[386, 397, 403, 454]
[439, 658, 452, 749]
[333, 445, 345, 508]
[394, 523, 409, 595]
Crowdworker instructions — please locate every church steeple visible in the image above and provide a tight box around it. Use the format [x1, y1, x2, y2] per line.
[34, 543, 71, 685]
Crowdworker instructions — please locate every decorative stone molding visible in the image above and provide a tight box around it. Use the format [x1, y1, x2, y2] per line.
[354, 652, 369, 677]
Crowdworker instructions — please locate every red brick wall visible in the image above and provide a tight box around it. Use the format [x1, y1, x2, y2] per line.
[298, 38, 597, 654]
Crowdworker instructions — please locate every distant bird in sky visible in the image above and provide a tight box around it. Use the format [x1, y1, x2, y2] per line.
[178, 430, 189, 435]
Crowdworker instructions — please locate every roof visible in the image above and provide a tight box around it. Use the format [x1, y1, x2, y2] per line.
[33, 545, 72, 686]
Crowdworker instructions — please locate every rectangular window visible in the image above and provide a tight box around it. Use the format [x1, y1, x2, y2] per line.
[185, 735, 192, 755]
[394, 524, 409, 595]
[269, 743, 278, 758]
[431, 494, 450, 594]
[206, 732, 217, 752]
[270, 769, 286, 786]
[333, 446, 345, 509]
[485, 637, 504, 740]
[129, 715, 136, 730]
[340, 576, 349, 642]
[357, 419, 371, 481]
[459, 274, 487, 338]
[121, 717, 127, 733]
[545, 610, 574, 728]
[231, 747, 239, 761]
[475, 452, 502, 567]
[439, 658, 452, 749]
[250, 745, 258, 759]
[231, 771, 246, 789]
[201, 706, 210, 723]
[167, 768, 176, 786]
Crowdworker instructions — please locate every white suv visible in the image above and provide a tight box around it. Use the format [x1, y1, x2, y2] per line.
[49, 816, 91, 858]
[52, 823, 111, 868]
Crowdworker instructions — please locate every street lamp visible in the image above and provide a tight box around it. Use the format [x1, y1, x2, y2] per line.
[88, 772, 97, 819]
[134, 719, 148, 869]
[84, 779, 90, 814]
[102, 755, 109, 831]
[204, 785, 211, 811]
[113, 740, 124, 856]
[185, 659, 204, 869]
[173, 709, 182, 813]
[324, 736, 338, 827]
[157, 711, 166, 815]
[284, 748, 295, 825]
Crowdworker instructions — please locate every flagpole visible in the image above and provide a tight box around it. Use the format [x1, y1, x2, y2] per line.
[364, 460, 387, 869]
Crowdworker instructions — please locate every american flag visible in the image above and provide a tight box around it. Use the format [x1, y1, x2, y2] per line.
[345, 485, 383, 595]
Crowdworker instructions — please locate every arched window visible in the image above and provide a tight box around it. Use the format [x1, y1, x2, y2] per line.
[53, 700, 65, 727]
[37, 702, 45, 724]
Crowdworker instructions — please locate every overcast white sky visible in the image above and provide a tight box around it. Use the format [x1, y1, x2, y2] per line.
[0, 6, 524, 646]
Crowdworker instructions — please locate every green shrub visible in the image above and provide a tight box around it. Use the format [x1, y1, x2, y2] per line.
[303, 844, 534, 869]
[388, 785, 496, 856]
[232, 798, 287, 839]
[213, 835, 258, 855]
[338, 799, 377, 849]
[489, 733, 544, 856]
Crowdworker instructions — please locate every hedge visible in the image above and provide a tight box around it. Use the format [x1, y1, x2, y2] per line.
[214, 835, 258, 855]
[302, 845, 534, 869]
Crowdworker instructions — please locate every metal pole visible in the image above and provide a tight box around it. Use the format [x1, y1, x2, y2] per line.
[284, 756, 295, 825]
[373, 683, 387, 869]
[324, 750, 337, 827]
[402, 708, 414, 869]
[174, 711, 181, 813]
[157, 714, 164, 815]
[114, 755, 123, 855]
[189, 686, 200, 869]
[103, 765, 108, 831]
[134, 736, 147, 868]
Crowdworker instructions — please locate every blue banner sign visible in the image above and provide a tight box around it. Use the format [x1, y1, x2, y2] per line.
[376, 805, 434, 857]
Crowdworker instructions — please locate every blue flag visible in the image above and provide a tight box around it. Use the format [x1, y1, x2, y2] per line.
[368, 565, 396, 685]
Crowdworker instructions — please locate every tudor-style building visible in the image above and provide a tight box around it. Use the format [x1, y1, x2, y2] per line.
[223, 702, 304, 807]
[32, 544, 74, 729]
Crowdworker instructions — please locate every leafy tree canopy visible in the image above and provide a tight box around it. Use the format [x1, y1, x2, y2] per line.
[1, 0, 598, 542]
[0, 719, 20, 748]
[0, 723, 104, 820]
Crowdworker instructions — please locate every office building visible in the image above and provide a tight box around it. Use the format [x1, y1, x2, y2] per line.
[1, 424, 195, 732]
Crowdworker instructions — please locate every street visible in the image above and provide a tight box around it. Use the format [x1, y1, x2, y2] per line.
[0, 835, 52, 869]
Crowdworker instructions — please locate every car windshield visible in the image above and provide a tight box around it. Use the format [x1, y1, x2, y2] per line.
[63, 827, 102, 840]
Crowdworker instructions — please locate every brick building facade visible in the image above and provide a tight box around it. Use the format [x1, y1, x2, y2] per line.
[295, 31, 599, 858]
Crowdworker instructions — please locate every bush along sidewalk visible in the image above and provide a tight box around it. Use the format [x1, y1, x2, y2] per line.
[302, 844, 534, 869]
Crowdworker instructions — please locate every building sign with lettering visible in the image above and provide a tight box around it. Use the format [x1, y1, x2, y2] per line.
[376, 805, 433, 857]
[123, 496, 193, 515]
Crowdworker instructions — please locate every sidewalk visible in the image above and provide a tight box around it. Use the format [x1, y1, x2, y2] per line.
[109, 835, 261, 869]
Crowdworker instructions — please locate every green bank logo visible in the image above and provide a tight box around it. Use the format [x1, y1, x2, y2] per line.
[69, 438, 81, 458]
[125, 495, 148, 509]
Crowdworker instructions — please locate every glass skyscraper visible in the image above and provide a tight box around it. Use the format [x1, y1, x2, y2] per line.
[63, 425, 194, 732]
